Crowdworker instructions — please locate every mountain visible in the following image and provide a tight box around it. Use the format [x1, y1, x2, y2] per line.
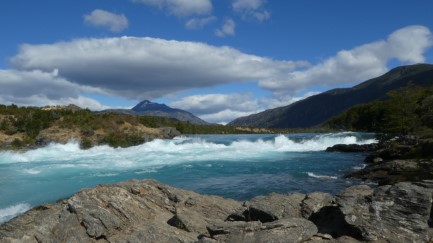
[228, 63, 433, 128]
[102, 100, 208, 125]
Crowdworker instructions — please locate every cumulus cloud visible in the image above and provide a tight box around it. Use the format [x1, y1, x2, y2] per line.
[214, 18, 236, 37]
[84, 9, 128, 32]
[259, 25, 433, 93]
[232, 0, 270, 21]
[0, 69, 106, 110]
[11, 36, 305, 99]
[185, 16, 216, 29]
[132, 0, 212, 17]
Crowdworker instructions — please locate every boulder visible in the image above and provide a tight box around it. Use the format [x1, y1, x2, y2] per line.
[245, 192, 305, 222]
[301, 192, 334, 219]
[336, 182, 433, 242]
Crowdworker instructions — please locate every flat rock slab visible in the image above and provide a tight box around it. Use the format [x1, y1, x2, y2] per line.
[0, 179, 240, 243]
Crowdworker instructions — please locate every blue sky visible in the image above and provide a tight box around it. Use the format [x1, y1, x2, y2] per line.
[1, 0, 433, 123]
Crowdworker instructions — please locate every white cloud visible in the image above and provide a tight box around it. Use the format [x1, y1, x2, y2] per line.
[214, 18, 236, 37]
[185, 16, 216, 29]
[260, 91, 319, 109]
[200, 109, 259, 125]
[132, 0, 212, 17]
[259, 25, 433, 94]
[232, 0, 270, 21]
[170, 93, 260, 115]
[0, 69, 106, 110]
[169, 92, 319, 124]
[11, 36, 306, 100]
[84, 9, 128, 32]
[5, 25, 433, 122]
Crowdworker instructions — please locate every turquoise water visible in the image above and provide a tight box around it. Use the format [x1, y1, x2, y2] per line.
[0, 132, 375, 223]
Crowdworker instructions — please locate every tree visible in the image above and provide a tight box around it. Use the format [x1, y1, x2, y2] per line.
[382, 85, 431, 134]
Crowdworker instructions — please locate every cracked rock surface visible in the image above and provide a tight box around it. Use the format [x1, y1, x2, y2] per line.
[1, 179, 432, 242]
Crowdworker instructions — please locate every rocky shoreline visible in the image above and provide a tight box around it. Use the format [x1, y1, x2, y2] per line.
[1, 179, 432, 242]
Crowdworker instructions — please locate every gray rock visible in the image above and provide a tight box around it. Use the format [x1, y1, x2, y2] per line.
[2, 179, 431, 243]
[0, 179, 240, 243]
[302, 192, 334, 219]
[246, 192, 305, 222]
[347, 159, 433, 185]
[336, 182, 433, 242]
[209, 218, 317, 243]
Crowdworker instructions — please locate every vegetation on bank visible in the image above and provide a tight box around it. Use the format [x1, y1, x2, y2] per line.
[324, 84, 433, 136]
[0, 105, 277, 150]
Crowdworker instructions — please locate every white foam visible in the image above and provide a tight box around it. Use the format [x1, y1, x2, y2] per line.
[0, 203, 31, 223]
[0, 133, 376, 171]
[23, 169, 41, 175]
[353, 164, 367, 170]
[94, 173, 118, 177]
[307, 172, 338, 180]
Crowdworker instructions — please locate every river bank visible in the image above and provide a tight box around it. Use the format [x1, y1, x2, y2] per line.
[0, 179, 432, 242]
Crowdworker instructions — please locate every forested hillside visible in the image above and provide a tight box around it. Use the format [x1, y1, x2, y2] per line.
[325, 85, 433, 135]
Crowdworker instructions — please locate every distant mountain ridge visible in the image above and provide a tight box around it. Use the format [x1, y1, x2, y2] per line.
[102, 100, 208, 125]
[228, 63, 433, 128]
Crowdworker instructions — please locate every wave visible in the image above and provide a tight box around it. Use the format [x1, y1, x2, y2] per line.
[0, 203, 31, 224]
[353, 164, 367, 170]
[0, 133, 376, 171]
[307, 172, 338, 180]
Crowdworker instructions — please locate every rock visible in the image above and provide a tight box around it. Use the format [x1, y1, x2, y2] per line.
[326, 144, 378, 153]
[160, 127, 181, 138]
[336, 182, 433, 242]
[246, 192, 305, 222]
[305, 234, 361, 243]
[206, 221, 262, 236]
[0, 179, 240, 243]
[208, 218, 317, 243]
[301, 192, 334, 219]
[2, 179, 432, 242]
[347, 159, 433, 185]
[226, 206, 249, 221]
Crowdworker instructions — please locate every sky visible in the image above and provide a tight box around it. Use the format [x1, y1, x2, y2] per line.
[1, 0, 433, 124]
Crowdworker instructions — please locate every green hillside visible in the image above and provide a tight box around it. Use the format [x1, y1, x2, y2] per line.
[325, 84, 433, 135]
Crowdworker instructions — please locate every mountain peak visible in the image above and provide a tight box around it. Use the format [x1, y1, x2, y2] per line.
[138, 100, 155, 105]
[132, 100, 167, 112]
[127, 100, 208, 125]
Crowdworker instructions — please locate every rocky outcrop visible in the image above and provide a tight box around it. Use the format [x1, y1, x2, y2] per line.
[325, 144, 378, 152]
[328, 135, 433, 185]
[347, 159, 433, 185]
[336, 182, 433, 242]
[0, 180, 240, 243]
[1, 180, 432, 242]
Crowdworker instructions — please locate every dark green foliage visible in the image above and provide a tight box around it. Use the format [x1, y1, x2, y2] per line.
[80, 138, 93, 150]
[325, 85, 433, 135]
[100, 132, 146, 148]
[11, 138, 23, 148]
[138, 116, 254, 134]
[325, 102, 386, 131]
